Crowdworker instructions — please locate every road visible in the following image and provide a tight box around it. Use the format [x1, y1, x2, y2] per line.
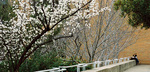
[124, 65, 150, 72]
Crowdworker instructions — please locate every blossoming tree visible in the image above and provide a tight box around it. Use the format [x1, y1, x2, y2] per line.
[0, 0, 100, 71]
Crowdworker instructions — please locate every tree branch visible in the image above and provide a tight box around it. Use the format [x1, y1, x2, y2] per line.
[38, 17, 46, 28]
[41, 5, 48, 25]
[23, 34, 73, 62]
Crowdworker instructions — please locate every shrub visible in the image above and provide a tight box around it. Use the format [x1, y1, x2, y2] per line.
[19, 50, 62, 72]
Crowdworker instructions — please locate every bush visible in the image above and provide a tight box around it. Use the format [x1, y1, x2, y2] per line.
[0, 50, 92, 72]
[19, 51, 63, 72]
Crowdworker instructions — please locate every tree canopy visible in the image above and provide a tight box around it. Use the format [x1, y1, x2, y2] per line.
[114, 0, 150, 29]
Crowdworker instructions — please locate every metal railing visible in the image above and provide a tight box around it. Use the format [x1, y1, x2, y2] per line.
[35, 57, 131, 72]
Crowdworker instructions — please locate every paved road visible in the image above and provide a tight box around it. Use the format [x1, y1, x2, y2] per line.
[124, 65, 150, 72]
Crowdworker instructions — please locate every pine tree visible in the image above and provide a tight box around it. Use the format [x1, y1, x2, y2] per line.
[114, 0, 150, 29]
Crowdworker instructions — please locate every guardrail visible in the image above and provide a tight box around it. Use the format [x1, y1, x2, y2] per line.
[35, 57, 131, 72]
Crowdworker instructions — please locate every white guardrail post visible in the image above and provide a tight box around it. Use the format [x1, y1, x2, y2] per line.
[82, 64, 87, 71]
[97, 61, 101, 67]
[93, 61, 102, 68]
[113, 59, 118, 64]
[124, 57, 127, 61]
[119, 58, 124, 62]
[105, 60, 111, 66]
[77, 64, 80, 72]
[105, 60, 107, 66]
[127, 57, 130, 60]
[108, 60, 111, 65]
[77, 63, 87, 72]
[77, 64, 86, 72]
[93, 61, 96, 68]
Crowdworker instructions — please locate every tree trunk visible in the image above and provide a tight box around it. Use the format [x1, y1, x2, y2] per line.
[15, 68, 19, 72]
[14, 64, 20, 72]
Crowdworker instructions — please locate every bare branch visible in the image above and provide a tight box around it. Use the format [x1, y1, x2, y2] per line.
[41, 5, 48, 25]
